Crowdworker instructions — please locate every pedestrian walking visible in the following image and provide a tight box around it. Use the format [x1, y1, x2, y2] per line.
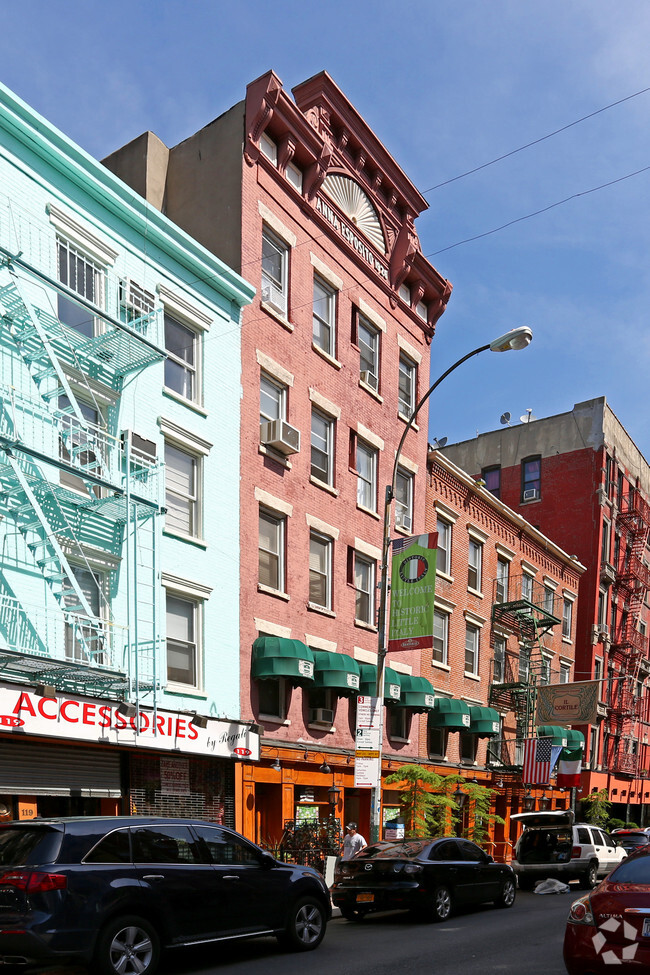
[342, 822, 367, 860]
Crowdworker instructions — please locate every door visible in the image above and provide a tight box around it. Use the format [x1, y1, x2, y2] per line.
[429, 839, 475, 904]
[593, 828, 620, 874]
[457, 839, 502, 901]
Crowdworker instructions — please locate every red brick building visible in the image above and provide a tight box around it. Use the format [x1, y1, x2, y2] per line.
[441, 397, 650, 825]
[422, 450, 584, 858]
[104, 71, 451, 844]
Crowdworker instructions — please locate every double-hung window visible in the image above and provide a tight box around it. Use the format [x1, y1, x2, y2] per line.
[398, 354, 416, 417]
[521, 572, 534, 602]
[356, 439, 377, 513]
[311, 408, 334, 486]
[394, 468, 413, 531]
[259, 509, 285, 593]
[436, 517, 452, 575]
[468, 539, 482, 592]
[164, 313, 198, 402]
[358, 314, 379, 390]
[521, 456, 541, 501]
[165, 442, 199, 537]
[354, 553, 375, 626]
[59, 397, 103, 494]
[166, 593, 200, 687]
[562, 597, 573, 640]
[465, 624, 480, 676]
[261, 227, 288, 316]
[482, 466, 501, 499]
[57, 238, 104, 337]
[493, 636, 506, 682]
[312, 274, 336, 356]
[63, 564, 106, 664]
[496, 557, 510, 602]
[260, 372, 286, 424]
[309, 532, 332, 610]
[433, 609, 448, 665]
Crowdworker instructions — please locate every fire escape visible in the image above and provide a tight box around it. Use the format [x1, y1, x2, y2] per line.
[487, 575, 562, 772]
[0, 206, 165, 708]
[608, 489, 650, 776]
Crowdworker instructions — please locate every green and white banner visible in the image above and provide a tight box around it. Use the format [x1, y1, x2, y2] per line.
[388, 532, 438, 653]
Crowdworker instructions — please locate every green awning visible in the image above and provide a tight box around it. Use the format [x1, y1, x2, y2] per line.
[468, 706, 500, 737]
[358, 663, 402, 702]
[396, 675, 435, 712]
[252, 636, 315, 684]
[561, 728, 585, 761]
[429, 697, 471, 729]
[537, 725, 568, 747]
[312, 651, 360, 695]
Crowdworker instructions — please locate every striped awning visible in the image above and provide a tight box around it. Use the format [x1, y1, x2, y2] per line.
[312, 651, 360, 695]
[251, 637, 315, 684]
[395, 675, 435, 712]
[537, 725, 569, 747]
[358, 663, 402, 702]
[468, 706, 500, 737]
[429, 697, 471, 729]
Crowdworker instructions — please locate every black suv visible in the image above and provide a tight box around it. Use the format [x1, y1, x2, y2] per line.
[0, 816, 331, 974]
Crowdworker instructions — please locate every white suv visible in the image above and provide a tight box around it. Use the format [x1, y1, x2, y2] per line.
[511, 810, 627, 889]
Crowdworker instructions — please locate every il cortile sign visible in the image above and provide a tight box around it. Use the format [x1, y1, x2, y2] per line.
[0, 683, 259, 761]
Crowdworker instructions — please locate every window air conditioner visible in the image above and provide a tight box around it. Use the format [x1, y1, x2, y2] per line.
[597, 623, 610, 639]
[122, 430, 157, 463]
[309, 708, 334, 726]
[523, 488, 539, 502]
[120, 279, 155, 316]
[261, 282, 286, 315]
[260, 419, 300, 456]
[360, 370, 379, 391]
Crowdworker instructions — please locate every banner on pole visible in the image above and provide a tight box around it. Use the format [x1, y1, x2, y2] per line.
[536, 681, 600, 725]
[388, 532, 438, 653]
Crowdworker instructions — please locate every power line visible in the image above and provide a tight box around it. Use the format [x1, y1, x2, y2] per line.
[423, 85, 650, 194]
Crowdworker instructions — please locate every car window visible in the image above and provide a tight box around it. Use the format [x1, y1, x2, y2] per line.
[457, 839, 488, 862]
[193, 825, 261, 865]
[610, 855, 650, 883]
[430, 840, 460, 860]
[0, 826, 62, 866]
[84, 829, 131, 864]
[576, 827, 591, 844]
[132, 825, 203, 864]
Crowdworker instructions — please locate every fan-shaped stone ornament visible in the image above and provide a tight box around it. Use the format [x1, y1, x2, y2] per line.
[322, 174, 386, 254]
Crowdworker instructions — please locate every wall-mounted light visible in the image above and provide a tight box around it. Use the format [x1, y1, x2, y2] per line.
[346, 754, 352, 765]
[117, 702, 137, 718]
[454, 785, 467, 809]
[190, 713, 208, 729]
[496, 778, 504, 789]
[271, 754, 281, 772]
[523, 792, 535, 811]
[35, 683, 56, 698]
[319, 760, 332, 774]
[328, 784, 341, 808]
[303, 749, 309, 761]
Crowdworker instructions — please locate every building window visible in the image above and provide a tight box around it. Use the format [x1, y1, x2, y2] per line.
[308, 687, 334, 725]
[259, 132, 277, 163]
[164, 314, 198, 402]
[589, 726, 599, 768]
[544, 585, 556, 615]
[311, 409, 334, 485]
[465, 624, 479, 675]
[309, 532, 332, 610]
[388, 707, 409, 740]
[519, 647, 530, 683]
[428, 725, 447, 758]
[521, 572, 534, 601]
[59, 397, 103, 494]
[57, 238, 104, 337]
[394, 468, 413, 532]
[356, 439, 377, 513]
[261, 227, 288, 316]
[496, 557, 509, 603]
[398, 354, 416, 417]
[358, 314, 379, 390]
[165, 442, 199, 537]
[594, 656, 603, 684]
[259, 509, 285, 592]
[285, 161, 303, 193]
[601, 518, 610, 565]
[260, 372, 286, 423]
[354, 553, 375, 625]
[437, 516, 452, 575]
[560, 662, 571, 683]
[562, 598, 573, 640]
[460, 734, 477, 763]
[493, 636, 506, 682]
[433, 609, 448, 665]
[415, 300, 428, 321]
[540, 656, 551, 685]
[257, 677, 285, 720]
[312, 274, 336, 356]
[398, 283, 411, 305]
[521, 456, 541, 502]
[468, 539, 483, 592]
[166, 593, 200, 687]
[482, 466, 501, 499]
[63, 564, 106, 663]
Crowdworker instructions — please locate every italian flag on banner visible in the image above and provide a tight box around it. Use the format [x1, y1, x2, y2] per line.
[557, 745, 583, 788]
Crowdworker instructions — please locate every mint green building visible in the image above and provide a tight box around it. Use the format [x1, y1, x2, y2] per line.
[0, 83, 255, 821]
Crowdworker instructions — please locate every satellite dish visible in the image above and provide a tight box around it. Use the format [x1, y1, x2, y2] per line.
[500, 412, 511, 426]
[431, 437, 448, 449]
[520, 408, 537, 424]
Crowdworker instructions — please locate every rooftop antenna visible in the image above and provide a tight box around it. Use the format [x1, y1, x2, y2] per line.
[520, 408, 537, 424]
[500, 412, 511, 427]
[430, 436, 448, 449]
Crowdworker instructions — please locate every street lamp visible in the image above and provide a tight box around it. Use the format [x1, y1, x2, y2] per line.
[370, 327, 533, 842]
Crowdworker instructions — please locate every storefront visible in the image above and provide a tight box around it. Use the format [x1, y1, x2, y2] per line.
[0, 681, 258, 824]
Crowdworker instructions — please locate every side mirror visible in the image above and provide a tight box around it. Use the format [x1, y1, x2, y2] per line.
[259, 851, 276, 869]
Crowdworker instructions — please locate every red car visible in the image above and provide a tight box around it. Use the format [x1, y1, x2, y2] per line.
[564, 847, 650, 973]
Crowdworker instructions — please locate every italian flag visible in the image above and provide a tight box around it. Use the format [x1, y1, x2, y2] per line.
[557, 745, 582, 788]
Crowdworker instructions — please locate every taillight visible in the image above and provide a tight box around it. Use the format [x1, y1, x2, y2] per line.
[568, 894, 594, 925]
[0, 870, 67, 893]
[571, 846, 582, 859]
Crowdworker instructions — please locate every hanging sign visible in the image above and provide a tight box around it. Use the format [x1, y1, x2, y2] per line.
[388, 532, 438, 652]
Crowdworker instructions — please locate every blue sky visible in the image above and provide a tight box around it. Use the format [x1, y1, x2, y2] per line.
[2, 1, 649, 454]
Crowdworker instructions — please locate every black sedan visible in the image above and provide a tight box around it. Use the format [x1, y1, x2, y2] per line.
[330, 836, 516, 922]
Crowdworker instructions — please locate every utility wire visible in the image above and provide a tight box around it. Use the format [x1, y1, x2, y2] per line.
[423, 85, 650, 194]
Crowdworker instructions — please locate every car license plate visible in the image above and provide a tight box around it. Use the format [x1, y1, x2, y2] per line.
[356, 892, 374, 903]
[643, 918, 650, 937]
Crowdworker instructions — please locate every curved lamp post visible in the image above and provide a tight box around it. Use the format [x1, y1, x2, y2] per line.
[370, 327, 533, 842]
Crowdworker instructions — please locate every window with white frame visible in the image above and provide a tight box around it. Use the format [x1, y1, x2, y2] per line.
[519, 647, 530, 682]
[356, 439, 377, 512]
[166, 592, 200, 687]
[394, 468, 413, 532]
[437, 516, 452, 575]
[465, 623, 480, 675]
[398, 354, 416, 416]
[354, 552, 375, 625]
[562, 597, 573, 640]
[260, 372, 286, 424]
[259, 132, 277, 163]
[521, 572, 534, 601]
[165, 442, 199, 537]
[493, 635, 506, 682]
[164, 313, 198, 402]
[312, 274, 336, 356]
[433, 609, 448, 665]
[468, 539, 483, 592]
[560, 661, 571, 683]
[285, 161, 303, 193]
[63, 563, 107, 664]
[309, 532, 332, 610]
[261, 227, 288, 316]
[388, 706, 409, 740]
[258, 509, 285, 592]
[589, 726, 599, 768]
[59, 396, 104, 495]
[57, 238, 104, 337]
[540, 655, 551, 685]
[544, 585, 556, 615]
[311, 408, 334, 485]
[358, 314, 379, 390]
[496, 557, 509, 602]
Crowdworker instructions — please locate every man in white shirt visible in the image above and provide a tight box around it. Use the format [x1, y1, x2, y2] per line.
[342, 822, 367, 860]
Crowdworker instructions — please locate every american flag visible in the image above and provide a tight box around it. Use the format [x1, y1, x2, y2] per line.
[392, 532, 438, 555]
[522, 738, 563, 785]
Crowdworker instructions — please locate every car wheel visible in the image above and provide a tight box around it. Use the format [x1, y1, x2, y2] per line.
[579, 862, 599, 890]
[95, 915, 160, 975]
[277, 896, 327, 951]
[340, 906, 366, 921]
[430, 884, 453, 922]
[495, 877, 516, 908]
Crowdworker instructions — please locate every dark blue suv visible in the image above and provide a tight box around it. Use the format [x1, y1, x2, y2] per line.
[0, 816, 331, 974]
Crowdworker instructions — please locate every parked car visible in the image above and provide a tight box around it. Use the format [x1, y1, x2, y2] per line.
[564, 848, 650, 973]
[0, 816, 331, 974]
[609, 829, 650, 854]
[511, 810, 627, 890]
[330, 837, 516, 922]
